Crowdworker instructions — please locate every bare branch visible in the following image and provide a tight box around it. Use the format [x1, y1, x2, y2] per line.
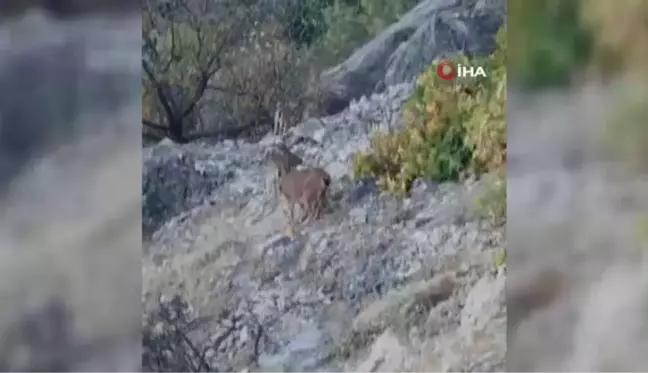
[142, 0, 311, 144]
[143, 60, 177, 128]
[160, 22, 177, 74]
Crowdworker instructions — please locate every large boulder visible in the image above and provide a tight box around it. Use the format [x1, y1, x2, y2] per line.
[320, 0, 505, 114]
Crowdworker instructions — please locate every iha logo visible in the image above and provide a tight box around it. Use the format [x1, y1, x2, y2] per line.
[436, 60, 487, 80]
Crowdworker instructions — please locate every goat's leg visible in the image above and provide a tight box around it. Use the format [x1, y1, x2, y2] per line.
[294, 197, 307, 224]
[294, 200, 304, 224]
[273, 177, 279, 204]
[308, 189, 326, 221]
[273, 170, 281, 204]
[305, 201, 316, 223]
[303, 198, 319, 224]
[312, 194, 323, 220]
[287, 201, 298, 236]
[298, 206, 309, 224]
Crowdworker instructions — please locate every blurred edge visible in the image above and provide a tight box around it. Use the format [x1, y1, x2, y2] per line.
[0, 5, 142, 372]
[507, 0, 648, 371]
[1, 0, 141, 20]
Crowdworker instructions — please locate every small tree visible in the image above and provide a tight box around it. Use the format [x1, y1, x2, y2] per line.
[143, 0, 328, 145]
[142, 0, 249, 143]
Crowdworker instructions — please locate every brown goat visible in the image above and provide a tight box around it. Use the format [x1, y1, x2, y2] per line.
[277, 167, 331, 233]
[267, 143, 303, 201]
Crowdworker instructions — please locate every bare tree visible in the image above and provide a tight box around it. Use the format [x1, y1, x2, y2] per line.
[142, 0, 249, 143]
[142, 0, 325, 145]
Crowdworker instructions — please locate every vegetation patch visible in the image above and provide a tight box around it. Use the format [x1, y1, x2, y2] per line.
[314, 0, 419, 66]
[508, 0, 648, 89]
[474, 173, 506, 227]
[581, 0, 648, 78]
[142, 0, 419, 144]
[352, 26, 506, 195]
[508, 0, 593, 90]
[492, 247, 507, 270]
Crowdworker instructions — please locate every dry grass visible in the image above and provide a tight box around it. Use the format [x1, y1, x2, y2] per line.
[581, 0, 648, 76]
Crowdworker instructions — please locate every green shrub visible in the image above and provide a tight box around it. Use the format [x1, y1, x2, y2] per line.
[508, 0, 593, 90]
[492, 247, 507, 270]
[282, 0, 418, 65]
[474, 174, 506, 227]
[509, 0, 648, 89]
[352, 26, 506, 195]
[143, 5, 323, 141]
[284, 0, 333, 46]
[315, 0, 418, 65]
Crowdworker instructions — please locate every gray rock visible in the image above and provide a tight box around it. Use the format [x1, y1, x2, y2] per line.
[141, 2, 507, 371]
[320, 0, 505, 114]
[142, 143, 236, 237]
[460, 274, 506, 333]
[143, 89, 505, 370]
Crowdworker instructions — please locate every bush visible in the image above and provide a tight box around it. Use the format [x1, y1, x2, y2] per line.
[508, 0, 593, 90]
[474, 173, 506, 227]
[352, 26, 506, 195]
[315, 0, 419, 65]
[581, 0, 648, 77]
[508, 0, 648, 89]
[142, 0, 324, 143]
[142, 0, 420, 144]
[219, 21, 324, 134]
[283, 0, 334, 46]
[492, 247, 507, 270]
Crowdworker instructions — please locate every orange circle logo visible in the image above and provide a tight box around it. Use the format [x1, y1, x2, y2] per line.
[436, 60, 456, 80]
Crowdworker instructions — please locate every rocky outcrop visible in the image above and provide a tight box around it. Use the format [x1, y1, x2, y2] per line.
[143, 148, 506, 371]
[320, 0, 505, 114]
[142, 141, 239, 237]
[143, 80, 505, 371]
[141, 81, 415, 237]
[142, 0, 507, 370]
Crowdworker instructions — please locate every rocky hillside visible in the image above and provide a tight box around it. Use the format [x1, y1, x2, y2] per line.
[142, 0, 506, 371]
